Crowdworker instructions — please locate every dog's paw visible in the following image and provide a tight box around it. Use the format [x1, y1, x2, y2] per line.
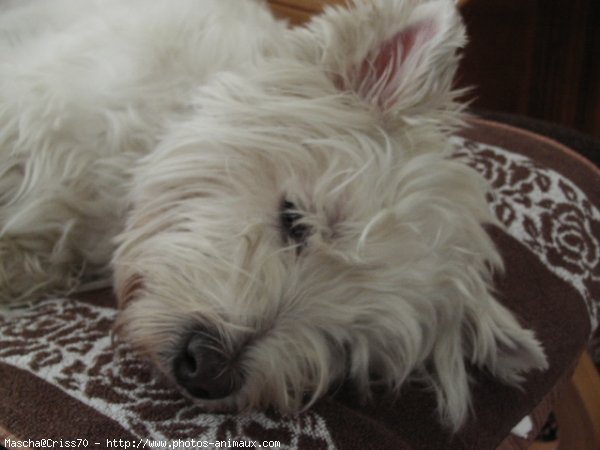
[0, 238, 80, 305]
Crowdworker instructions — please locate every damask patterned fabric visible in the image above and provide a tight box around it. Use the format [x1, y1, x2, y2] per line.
[1, 119, 598, 450]
[452, 127, 599, 332]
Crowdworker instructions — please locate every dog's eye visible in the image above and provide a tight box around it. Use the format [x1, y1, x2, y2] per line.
[280, 201, 311, 245]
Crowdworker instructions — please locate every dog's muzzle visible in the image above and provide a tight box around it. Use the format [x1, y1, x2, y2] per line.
[172, 328, 241, 400]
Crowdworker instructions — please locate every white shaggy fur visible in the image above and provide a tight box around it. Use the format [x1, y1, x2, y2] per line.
[0, 0, 547, 430]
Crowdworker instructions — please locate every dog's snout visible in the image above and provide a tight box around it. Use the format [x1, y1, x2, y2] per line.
[173, 331, 239, 400]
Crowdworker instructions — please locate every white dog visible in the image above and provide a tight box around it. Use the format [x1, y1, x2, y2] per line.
[0, 0, 547, 430]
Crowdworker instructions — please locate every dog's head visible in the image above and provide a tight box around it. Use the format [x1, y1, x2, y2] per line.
[111, 0, 544, 430]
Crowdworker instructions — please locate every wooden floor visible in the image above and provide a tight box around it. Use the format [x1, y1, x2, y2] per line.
[529, 441, 558, 450]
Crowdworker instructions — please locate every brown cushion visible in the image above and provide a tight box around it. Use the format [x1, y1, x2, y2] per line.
[1, 118, 598, 450]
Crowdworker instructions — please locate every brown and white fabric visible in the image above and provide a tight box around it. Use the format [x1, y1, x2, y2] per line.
[1, 118, 598, 450]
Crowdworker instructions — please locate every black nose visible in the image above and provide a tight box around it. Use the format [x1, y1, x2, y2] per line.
[173, 330, 239, 400]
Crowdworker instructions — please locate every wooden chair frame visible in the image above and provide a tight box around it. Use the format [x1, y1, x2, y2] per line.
[268, 0, 472, 25]
[529, 351, 600, 450]
[554, 351, 600, 450]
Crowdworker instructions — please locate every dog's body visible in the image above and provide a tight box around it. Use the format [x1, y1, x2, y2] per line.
[0, 0, 547, 430]
[0, 0, 287, 298]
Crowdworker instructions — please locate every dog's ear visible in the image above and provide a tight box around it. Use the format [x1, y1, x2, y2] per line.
[296, 0, 466, 118]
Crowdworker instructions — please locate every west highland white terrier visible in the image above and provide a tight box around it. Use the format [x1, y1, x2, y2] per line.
[0, 0, 547, 430]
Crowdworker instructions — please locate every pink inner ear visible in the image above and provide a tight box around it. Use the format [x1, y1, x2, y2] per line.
[357, 19, 438, 110]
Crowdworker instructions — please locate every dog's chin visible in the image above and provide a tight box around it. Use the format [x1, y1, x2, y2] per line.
[178, 389, 242, 413]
